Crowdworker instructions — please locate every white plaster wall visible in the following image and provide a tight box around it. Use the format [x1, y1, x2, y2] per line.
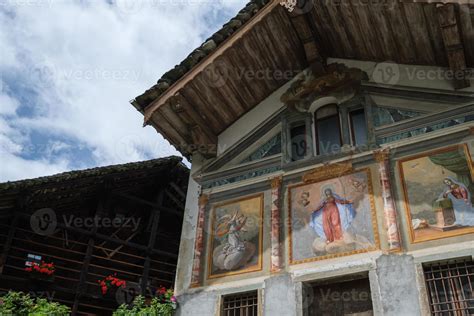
[174, 153, 205, 295]
[216, 81, 291, 155]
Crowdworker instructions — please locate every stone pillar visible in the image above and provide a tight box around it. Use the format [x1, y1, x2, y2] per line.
[374, 150, 401, 252]
[270, 177, 283, 272]
[190, 194, 209, 287]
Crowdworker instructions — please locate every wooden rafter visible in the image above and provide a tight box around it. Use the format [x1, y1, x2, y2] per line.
[437, 3, 470, 89]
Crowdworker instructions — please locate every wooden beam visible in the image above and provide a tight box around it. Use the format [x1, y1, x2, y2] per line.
[437, 3, 471, 89]
[72, 196, 104, 315]
[112, 192, 183, 217]
[141, 191, 164, 294]
[0, 213, 19, 274]
[143, 0, 280, 123]
[287, 12, 321, 65]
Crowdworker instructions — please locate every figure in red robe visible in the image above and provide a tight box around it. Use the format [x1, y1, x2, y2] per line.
[311, 189, 355, 243]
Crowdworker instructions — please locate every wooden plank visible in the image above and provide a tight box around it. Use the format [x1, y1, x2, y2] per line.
[402, 3, 436, 65]
[326, 2, 359, 59]
[366, 3, 398, 61]
[159, 104, 191, 144]
[221, 48, 260, 107]
[423, 4, 449, 66]
[309, 0, 346, 58]
[172, 92, 219, 142]
[335, 1, 370, 60]
[458, 4, 474, 66]
[189, 77, 236, 126]
[384, 2, 417, 64]
[350, 1, 384, 60]
[180, 85, 225, 133]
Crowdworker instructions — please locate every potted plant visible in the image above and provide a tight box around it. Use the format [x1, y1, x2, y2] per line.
[98, 274, 126, 298]
[25, 261, 55, 282]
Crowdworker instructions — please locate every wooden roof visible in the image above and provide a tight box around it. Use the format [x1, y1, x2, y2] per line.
[0, 156, 188, 212]
[132, 0, 474, 158]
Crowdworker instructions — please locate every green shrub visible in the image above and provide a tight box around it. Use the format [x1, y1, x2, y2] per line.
[113, 295, 176, 316]
[0, 291, 70, 315]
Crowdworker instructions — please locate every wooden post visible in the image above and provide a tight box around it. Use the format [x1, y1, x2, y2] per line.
[374, 149, 402, 252]
[190, 194, 209, 287]
[141, 190, 164, 295]
[72, 196, 106, 315]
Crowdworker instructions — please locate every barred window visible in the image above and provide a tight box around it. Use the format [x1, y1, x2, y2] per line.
[221, 290, 259, 316]
[423, 258, 474, 315]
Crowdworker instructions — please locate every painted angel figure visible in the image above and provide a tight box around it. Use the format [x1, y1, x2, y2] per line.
[216, 212, 248, 256]
[440, 177, 474, 226]
[310, 188, 355, 243]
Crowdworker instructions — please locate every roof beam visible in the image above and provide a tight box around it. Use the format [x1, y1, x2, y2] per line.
[437, 3, 471, 89]
[286, 8, 322, 65]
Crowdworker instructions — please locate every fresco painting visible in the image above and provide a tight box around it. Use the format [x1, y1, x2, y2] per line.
[208, 194, 263, 278]
[399, 144, 474, 242]
[289, 169, 379, 264]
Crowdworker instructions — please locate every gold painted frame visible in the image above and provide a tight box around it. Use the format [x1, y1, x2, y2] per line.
[207, 193, 264, 279]
[398, 144, 474, 243]
[288, 168, 380, 265]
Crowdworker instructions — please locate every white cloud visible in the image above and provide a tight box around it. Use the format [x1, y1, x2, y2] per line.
[0, 0, 247, 181]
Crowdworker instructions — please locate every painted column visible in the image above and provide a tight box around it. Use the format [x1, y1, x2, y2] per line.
[190, 194, 209, 287]
[374, 149, 401, 251]
[270, 177, 282, 272]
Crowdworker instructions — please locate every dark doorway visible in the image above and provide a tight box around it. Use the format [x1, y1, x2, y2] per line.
[307, 275, 373, 316]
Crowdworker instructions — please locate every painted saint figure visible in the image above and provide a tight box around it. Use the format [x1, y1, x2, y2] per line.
[213, 211, 256, 271]
[440, 177, 474, 226]
[216, 212, 247, 255]
[310, 188, 355, 243]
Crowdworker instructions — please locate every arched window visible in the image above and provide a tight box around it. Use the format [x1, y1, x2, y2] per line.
[314, 104, 342, 155]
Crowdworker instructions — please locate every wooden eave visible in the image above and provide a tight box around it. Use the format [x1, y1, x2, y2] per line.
[135, 0, 474, 159]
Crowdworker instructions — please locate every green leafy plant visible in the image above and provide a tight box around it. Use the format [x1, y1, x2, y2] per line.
[0, 291, 70, 315]
[113, 289, 177, 316]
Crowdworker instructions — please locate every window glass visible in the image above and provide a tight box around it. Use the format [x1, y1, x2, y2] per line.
[290, 124, 307, 161]
[316, 115, 341, 155]
[350, 109, 368, 146]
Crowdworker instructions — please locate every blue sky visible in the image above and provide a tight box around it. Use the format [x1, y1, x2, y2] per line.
[0, 0, 247, 181]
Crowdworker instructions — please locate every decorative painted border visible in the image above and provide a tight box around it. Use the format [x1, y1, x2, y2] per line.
[287, 167, 380, 265]
[398, 143, 474, 243]
[207, 193, 264, 279]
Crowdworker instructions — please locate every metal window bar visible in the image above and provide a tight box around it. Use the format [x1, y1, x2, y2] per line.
[222, 291, 259, 316]
[423, 259, 474, 316]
